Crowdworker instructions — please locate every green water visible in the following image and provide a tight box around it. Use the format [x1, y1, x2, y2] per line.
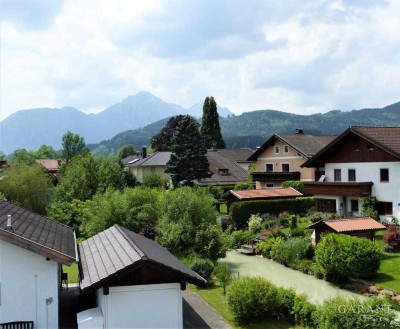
[221, 250, 363, 304]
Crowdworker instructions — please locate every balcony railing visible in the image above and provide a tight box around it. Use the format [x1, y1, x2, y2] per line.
[304, 181, 373, 197]
[252, 171, 301, 181]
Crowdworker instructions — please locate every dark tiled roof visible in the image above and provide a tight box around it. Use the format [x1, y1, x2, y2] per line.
[79, 225, 206, 291]
[228, 187, 302, 200]
[248, 134, 336, 160]
[308, 217, 386, 232]
[217, 148, 254, 162]
[126, 152, 172, 167]
[302, 126, 400, 167]
[0, 200, 76, 265]
[197, 150, 249, 186]
[121, 155, 142, 165]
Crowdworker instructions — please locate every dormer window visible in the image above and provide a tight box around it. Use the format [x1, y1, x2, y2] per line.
[218, 168, 229, 176]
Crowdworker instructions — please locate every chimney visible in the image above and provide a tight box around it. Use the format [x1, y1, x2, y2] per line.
[6, 215, 12, 230]
[295, 128, 304, 134]
[142, 146, 147, 159]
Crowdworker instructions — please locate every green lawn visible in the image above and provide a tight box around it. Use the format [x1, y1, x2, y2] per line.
[219, 202, 228, 214]
[373, 231, 400, 292]
[63, 263, 80, 283]
[189, 284, 301, 329]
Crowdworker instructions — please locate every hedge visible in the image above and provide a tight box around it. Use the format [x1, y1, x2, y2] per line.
[230, 197, 314, 228]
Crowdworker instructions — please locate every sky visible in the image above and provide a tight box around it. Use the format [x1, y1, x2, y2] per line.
[1, 0, 400, 120]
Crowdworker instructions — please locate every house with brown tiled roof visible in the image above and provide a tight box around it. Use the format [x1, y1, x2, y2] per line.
[0, 200, 77, 327]
[302, 126, 400, 222]
[248, 129, 336, 189]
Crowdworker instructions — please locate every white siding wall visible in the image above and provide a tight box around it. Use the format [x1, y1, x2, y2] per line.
[0, 240, 59, 329]
[97, 283, 182, 329]
[324, 162, 400, 219]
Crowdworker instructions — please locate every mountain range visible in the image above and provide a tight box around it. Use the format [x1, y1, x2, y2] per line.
[0, 91, 231, 154]
[2, 90, 400, 155]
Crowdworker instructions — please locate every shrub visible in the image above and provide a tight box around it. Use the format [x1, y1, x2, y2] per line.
[272, 237, 313, 267]
[292, 294, 317, 328]
[361, 196, 379, 220]
[256, 237, 284, 258]
[276, 287, 296, 320]
[233, 182, 254, 190]
[187, 257, 215, 282]
[226, 277, 279, 322]
[383, 225, 400, 251]
[315, 234, 381, 282]
[228, 230, 255, 248]
[142, 173, 166, 188]
[282, 180, 305, 194]
[248, 213, 262, 232]
[314, 296, 400, 329]
[289, 227, 305, 237]
[230, 197, 314, 228]
[213, 263, 232, 295]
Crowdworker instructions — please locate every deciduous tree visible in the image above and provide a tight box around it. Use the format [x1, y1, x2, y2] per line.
[62, 131, 88, 162]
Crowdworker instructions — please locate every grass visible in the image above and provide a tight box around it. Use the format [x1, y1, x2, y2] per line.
[189, 283, 301, 329]
[219, 202, 228, 214]
[63, 263, 80, 283]
[372, 230, 400, 292]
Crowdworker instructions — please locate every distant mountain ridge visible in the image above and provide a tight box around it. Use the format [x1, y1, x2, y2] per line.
[0, 91, 232, 154]
[88, 101, 400, 155]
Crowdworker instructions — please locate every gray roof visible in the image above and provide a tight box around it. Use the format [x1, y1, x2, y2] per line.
[248, 134, 336, 160]
[121, 155, 141, 165]
[79, 225, 206, 291]
[197, 149, 249, 186]
[216, 148, 254, 163]
[0, 200, 76, 265]
[126, 152, 172, 167]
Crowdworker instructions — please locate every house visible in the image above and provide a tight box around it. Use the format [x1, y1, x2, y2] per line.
[307, 217, 386, 244]
[247, 129, 336, 189]
[0, 200, 77, 328]
[77, 225, 206, 329]
[223, 187, 303, 210]
[196, 149, 254, 188]
[302, 126, 400, 221]
[125, 151, 172, 183]
[35, 159, 62, 175]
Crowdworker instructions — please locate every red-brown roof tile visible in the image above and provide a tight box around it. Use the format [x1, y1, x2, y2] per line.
[308, 217, 386, 232]
[230, 188, 302, 200]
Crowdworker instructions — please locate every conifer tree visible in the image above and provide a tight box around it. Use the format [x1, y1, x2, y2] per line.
[166, 116, 210, 186]
[201, 96, 226, 149]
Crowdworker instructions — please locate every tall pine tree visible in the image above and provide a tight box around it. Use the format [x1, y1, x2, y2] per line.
[166, 116, 210, 186]
[201, 96, 226, 149]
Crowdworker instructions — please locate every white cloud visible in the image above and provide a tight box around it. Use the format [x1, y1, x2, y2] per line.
[1, 0, 399, 121]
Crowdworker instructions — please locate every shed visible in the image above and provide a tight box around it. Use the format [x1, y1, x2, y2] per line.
[307, 217, 386, 244]
[0, 200, 77, 328]
[78, 225, 206, 329]
[223, 187, 303, 211]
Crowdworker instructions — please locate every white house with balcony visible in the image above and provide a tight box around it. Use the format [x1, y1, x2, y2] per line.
[303, 126, 400, 222]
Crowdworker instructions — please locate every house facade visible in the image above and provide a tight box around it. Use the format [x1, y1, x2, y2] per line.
[248, 130, 335, 189]
[0, 200, 76, 328]
[303, 126, 400, 221]
[125, 152, 172, 183]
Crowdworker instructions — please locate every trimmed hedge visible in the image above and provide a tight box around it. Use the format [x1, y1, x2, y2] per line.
[230, 197, 314, 228]
[315, 234, 381, 282]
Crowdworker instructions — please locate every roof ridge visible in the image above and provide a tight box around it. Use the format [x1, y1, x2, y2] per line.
[114, 225, 147, 260]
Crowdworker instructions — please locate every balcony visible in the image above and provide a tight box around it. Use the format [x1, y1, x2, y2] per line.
[304, 182, 373, 197]
[252, 171, 301, 181]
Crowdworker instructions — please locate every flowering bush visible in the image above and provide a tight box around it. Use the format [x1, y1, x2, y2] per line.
[383, 225, 400, 252]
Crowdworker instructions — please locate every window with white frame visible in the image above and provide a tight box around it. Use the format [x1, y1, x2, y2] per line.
[275, 146, 280, 154]
[265, 164, 273, 172]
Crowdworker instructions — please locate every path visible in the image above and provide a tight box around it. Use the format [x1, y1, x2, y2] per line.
[222, 250, 364, 304]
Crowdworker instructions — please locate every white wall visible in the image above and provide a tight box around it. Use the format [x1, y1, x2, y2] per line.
[324, 162, 400, 219]
[97, 283, 183, 329]
[0, 240, 59, 329]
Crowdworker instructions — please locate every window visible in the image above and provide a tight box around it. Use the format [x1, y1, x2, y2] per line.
[378, 202, 393, 215]
[275, 146, 280, 154]
[348, 169, 356, 182]
[316, 198, 336, 213]
[334, 169, 341, 182]
[265, 183, 274, 188]
[380, 168, 389, 182]
[284, 145, 289, 153]
[150, 167, 156, 173]
[281, 163, 290, 172]
[265, 164, 273, 172]
[351, 200, 359, 212]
